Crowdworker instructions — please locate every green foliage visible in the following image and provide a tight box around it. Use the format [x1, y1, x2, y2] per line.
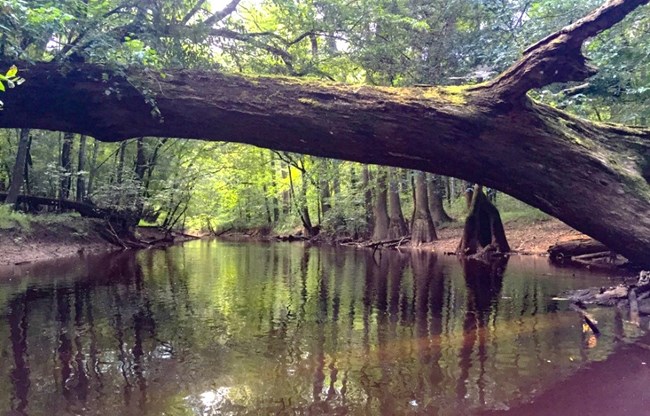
[0, 204, 31, 230]
[0, 65, 24, 108]
[0, 0, 646, 236]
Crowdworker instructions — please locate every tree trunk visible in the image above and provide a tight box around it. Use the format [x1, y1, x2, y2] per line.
[134, 137, 147, 182]
[281, 164, 291, 216]
[143, 138, 166, 194]
[23, 133, 32, 196]
[60, 132, 74, 200]
[427, 173, 453, 224]
[5, 129, 30, 207]
[319, 168, 331, 218]
[115, 141, 127, 185]
[87, 139, 99, 197]
[387, 168, 409, 239]
[362, 165, 373, 235]
[412, 171, 437, 245]
[372, 167, 389, 241]
[300, 167, 315, 235]
[269, 152, 280, 222]
[457, 186, 511, 256]
[76, 135, 87, 202]
[0, 0, 649, 264]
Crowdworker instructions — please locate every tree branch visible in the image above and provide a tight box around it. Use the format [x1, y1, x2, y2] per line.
[480, 0, 650, 101]
[202, 0, 242, 27]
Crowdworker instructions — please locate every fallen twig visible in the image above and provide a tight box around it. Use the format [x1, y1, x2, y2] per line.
[570, 303, 600, 335]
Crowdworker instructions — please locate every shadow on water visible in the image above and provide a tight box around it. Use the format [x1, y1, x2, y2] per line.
[0, 242, 633, 415]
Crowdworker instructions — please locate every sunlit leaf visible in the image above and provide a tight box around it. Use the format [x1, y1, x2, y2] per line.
[5, 65, 18, 78]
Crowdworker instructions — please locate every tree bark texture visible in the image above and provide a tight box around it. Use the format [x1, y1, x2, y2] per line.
[457, 187, 511, 256]
[427, 173, 453, 225]
[0, 0, 648, 264]
[387, 168, 409, 239]
[412, 171, 437, 245]
[372, 168, 389, 241]
[5, 128, 30, 206]
[60, 132, 73, 200]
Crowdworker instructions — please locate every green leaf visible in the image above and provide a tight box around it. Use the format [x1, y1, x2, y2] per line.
[5, 65, 18, 78]
[0, 82, 5, 92]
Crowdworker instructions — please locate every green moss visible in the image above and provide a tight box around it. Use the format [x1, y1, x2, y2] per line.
[297, 97, 328, 108]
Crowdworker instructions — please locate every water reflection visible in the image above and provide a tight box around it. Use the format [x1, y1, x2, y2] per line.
[0, 241, 626, 415]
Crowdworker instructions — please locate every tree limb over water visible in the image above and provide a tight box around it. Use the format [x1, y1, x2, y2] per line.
[0, 0, 648, 265]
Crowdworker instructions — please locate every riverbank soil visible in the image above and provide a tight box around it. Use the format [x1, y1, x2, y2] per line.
[425, 218, 587, 255]
[0, 216, 597, 267]
[0, 216, 115, 267]
[0, 216, 200, 267]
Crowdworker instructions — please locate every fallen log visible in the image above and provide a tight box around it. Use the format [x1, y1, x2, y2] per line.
[1, 1, 650, 267]
[572, 251, 614, 261]
[548, 239, 610, 260]
[363, 237, 411, 249]
[0, 192, 113, 218]
[274, 234, 308, 242]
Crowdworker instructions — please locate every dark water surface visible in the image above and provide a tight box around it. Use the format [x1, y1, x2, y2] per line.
[0, 240, 636, 415]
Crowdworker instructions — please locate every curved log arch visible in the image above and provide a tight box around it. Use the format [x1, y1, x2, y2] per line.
[0, 0, 648, 265]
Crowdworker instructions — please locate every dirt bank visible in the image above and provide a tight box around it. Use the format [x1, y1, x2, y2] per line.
[0, 216, 200, 268]
[0, 217, 117, 268]
[426, 217, 587, 255]
[0, 217, 590, 269]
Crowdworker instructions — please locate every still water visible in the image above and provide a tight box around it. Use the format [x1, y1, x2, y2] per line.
[0, 240, 632, 415]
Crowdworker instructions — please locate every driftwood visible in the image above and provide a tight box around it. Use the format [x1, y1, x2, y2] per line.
[363, 237, 411, 249]
[558, 271, 650, 337]
[274, 234, 309, 242]
[548, 239, 610, 260]
[569, 303, 601, 335]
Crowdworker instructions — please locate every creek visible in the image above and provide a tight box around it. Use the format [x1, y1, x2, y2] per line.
[0, 240, 639, 415]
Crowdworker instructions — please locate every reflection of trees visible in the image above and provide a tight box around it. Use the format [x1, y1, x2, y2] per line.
[411, 251, 445, 414]
[1, 242, 609, 415]
[8, 294, 30, 415]
[2, 250, 172, 415]
[456, 257, 508, 407]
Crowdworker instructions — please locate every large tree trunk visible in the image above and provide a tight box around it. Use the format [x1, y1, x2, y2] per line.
[362, 165, 373, 235]
[5, 128, 30, 206]
[269, 152, 280, 223]
[387, 168, 409, 239]
[427, 173, 453, 224]
[87, 139, 99, 197]
[412, 171, 437, 245]
[60, 132, 74, 200]
[457, 186, 511, 256]
[372, 168, 389, 241]
[0, 0, 649, 265]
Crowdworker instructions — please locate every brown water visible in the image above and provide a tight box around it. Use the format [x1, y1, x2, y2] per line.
[0, 240, 635, 415]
